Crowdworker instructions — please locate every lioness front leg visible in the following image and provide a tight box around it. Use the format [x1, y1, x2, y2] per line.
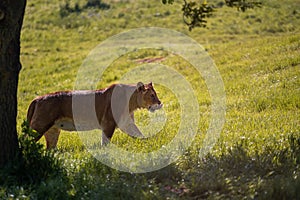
[118, 114, 145, 138]
[120, 123, 145, 139]
[101, 126, 115, 146]
[101, 132, 110, 146]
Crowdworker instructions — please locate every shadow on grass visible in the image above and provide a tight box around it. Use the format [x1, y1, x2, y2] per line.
[167, 133, 300, 199]
[1, 124, 299, 199]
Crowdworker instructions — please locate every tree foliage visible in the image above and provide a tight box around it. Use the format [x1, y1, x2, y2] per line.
[182, 0, 214, 30]
[162, 0, 262, 30]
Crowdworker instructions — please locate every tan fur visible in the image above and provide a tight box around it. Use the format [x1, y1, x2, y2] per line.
[27, 82, 162, 149]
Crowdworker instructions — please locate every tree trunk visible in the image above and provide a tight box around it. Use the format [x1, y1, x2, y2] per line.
[0, 0, 26, 167]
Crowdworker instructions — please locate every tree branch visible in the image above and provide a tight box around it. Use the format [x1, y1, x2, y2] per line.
[162, 0, 262, 31]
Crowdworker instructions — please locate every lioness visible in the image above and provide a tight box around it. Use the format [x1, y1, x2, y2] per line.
[27, 82, 162, 149]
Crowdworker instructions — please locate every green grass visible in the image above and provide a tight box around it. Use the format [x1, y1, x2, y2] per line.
[1, 0, 300, 199]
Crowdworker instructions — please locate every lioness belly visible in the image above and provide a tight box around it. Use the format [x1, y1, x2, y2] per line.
[54, 118, 76, 131]
[54, 117, 102, 131]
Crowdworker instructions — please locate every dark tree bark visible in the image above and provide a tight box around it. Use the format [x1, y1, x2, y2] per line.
[0, 0, 26, 167]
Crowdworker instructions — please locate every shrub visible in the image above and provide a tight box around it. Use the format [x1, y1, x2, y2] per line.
[84, 0, 110, 9]
[60, 0, 110, 18]
[0, 121, 65, 185]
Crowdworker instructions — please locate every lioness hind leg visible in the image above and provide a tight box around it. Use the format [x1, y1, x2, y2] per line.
[44, 126, 61, 149]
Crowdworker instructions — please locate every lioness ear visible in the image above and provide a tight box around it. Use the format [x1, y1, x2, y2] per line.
[148, 82, 153, 87]
[137, 82, 145, 92]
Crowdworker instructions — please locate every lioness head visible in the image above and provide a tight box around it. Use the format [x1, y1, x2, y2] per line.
[137, 82, 162, 112]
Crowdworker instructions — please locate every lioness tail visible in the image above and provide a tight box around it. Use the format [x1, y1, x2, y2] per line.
[27, 99, 36, 124]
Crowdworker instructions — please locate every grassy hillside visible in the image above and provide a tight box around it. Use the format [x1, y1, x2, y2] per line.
[1, 0, 300, 199]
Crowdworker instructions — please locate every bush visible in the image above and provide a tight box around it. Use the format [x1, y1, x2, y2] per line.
[84, 0, 110, 9]
[60, 0, 110, 18]
[0, 121, 66, 186]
